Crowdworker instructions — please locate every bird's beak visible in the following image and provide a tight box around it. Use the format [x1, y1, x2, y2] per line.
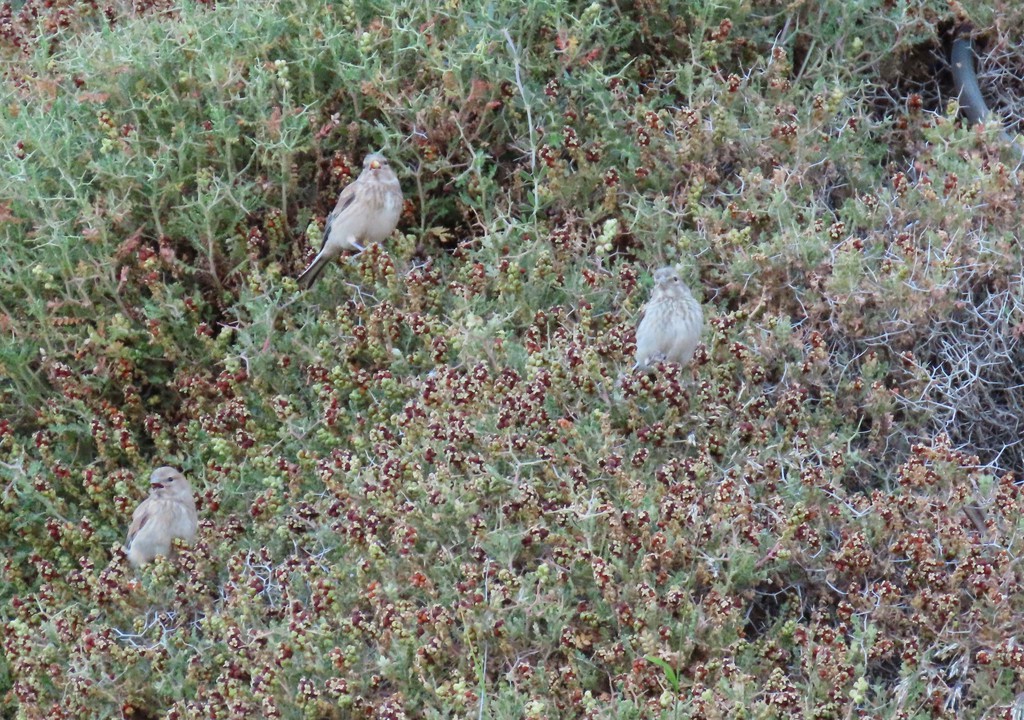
[369, 159, 381, 170]
[151, 482, 164, 490]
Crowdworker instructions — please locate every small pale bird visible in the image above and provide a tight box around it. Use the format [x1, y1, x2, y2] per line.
[125, 466, 198, 568]
[635, 266, 704, 369]
[297, 152, 403, 288]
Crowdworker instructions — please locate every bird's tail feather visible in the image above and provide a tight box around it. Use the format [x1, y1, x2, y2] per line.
[298, 252, 330, 289]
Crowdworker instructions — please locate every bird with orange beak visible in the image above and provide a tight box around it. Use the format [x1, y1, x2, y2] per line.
[297, 152, 403, 288]
[124, 466, 198, 568]
[635, 266, 704, 370]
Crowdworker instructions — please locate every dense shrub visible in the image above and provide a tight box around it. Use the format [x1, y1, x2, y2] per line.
[2, 0, 1023, 717]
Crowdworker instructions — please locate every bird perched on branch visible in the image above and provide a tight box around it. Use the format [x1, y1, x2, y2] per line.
[635, 266, 703, 370]
[125, 466, 198, 567]
[297, 152, 403, 288]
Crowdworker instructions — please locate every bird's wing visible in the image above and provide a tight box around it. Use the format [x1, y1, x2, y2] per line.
[126, 498, 152, 547]
[320, 182, 360, 247]
[634, 304, 666, 368]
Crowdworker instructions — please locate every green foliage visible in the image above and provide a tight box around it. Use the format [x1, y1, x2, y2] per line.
[3, 0, 1024, 717]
